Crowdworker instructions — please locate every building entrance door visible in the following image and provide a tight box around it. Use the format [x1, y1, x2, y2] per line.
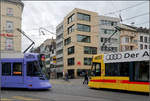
[68, 69, 74, 79]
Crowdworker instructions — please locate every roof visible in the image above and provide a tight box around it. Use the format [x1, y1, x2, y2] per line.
[2, 0, 24, 9]
[0, 52, 24, 59]
[120, 24, 137, 31]
[136, 27, 149, 33]
[120, 24, 149, 33]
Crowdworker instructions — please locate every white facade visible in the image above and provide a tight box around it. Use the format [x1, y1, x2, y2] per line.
[138, 31, 150, 50]
[56, 21, 64, 73]
[98, 15, 120, 53]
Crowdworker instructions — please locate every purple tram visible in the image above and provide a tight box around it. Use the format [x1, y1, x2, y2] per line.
[0, 52, 51, 89]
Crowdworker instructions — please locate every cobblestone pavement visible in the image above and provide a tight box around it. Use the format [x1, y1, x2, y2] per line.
[1, 79, 149, 101]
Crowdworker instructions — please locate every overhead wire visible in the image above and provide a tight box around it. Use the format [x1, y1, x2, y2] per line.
[103, 1, 147, 15]
[22, 1, 148, 32]
[122, 12, 149, 22]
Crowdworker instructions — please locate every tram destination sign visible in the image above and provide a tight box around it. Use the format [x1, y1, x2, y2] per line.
[104, 49, 149, 63]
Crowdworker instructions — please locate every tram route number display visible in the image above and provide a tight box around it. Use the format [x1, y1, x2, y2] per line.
[104, 50, 149, 63]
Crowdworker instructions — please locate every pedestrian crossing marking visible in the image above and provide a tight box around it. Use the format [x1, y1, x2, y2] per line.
[12, 96, 40, 101]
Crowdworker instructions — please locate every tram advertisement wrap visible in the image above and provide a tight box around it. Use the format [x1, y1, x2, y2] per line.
[104, 49, 149, 63]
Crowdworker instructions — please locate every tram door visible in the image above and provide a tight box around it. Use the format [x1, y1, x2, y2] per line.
[1, 59, 24, 87]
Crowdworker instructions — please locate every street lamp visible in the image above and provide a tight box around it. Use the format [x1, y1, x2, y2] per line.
[39, 27, 56, 36]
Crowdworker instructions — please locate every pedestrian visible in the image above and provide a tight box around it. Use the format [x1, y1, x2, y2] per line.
[65, 72, 69, 81]
[83, 71, 88, 85]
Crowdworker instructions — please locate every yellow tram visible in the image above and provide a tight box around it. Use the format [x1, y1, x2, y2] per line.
[88, 49, 149, 93]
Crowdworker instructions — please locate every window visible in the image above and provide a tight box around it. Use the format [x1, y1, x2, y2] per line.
[100, 20, 117, 26]
[101, 37, 118, 43]
[56, 25, 63, 33]
[27, 61, 41, 76]
[101, 29, 115, 34]
[56, 34, 63, 40]
[133, 61, 149, 82]
[101, 46, 117, 52]
[56, 42, 63, 48]
[91, 63, 101, 76]
[13, 63, 22, 76]
[77, 35, 90, 43]
[125, 37, 129, 43]
[56, 49, 63, 55]
[56, 57, 63, 62]
[101, 38, 104, 42]
[68, 46, 74, 55]
[84, 46, 97, 54]
[68, 24, 75, 34]
[77, 24, 90, 32]
[145, 45, 147, 49]
[144, 37, 148, 43]
[67, 58, 74, 66]
[77, 13, 90, 21]
[7, 8, 13, 16]
[6, 38, 13, 50]
[6, 21, 13, 33]
[68, 14, 75, 24]
[105, 62, 129, 76]
[64, 37, 71, 45]
[140, 44, 143, 49]
[2, 63, 11, 76]
[140, 36, 143, 42]
[84, 58, 92, 65]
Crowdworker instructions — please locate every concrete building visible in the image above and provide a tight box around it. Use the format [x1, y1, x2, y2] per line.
[57, 8, 149, 78]
[30, 38, 56, 78]
[56, 21, 64, 78]
[0, 0, 24, 52]
[120, 24, 138, 51]
[137, 27, 149, 50]
[62, 8, 99, 78]
[98, 16, 120, 53]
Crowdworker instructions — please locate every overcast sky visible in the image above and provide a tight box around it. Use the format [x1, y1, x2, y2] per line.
[21, 1, 149, 52]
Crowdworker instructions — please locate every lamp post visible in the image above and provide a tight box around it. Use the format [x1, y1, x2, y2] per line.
[39, 27, 57, 78]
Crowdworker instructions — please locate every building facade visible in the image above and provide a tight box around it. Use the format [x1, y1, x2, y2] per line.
[120, 24, 138, 51]
[30, 38, 56, 78]
[98, 16, 120, 53]
[137, 27, 150, 50]
[0, 0, 24, 52]
[56, 21, 64, 78]
[63, 8, 99, 78]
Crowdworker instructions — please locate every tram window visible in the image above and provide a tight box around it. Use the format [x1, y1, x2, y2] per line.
[2, 63, 11, 76]
[91, 63, 101, 76]
[105, 62, 129, 76]
[105, 63, 119, 76]
[119, 62, 129, 76]
[133, 61, 149, 82]
[13, 63, 22, 76]
[27, 61, 41, 76]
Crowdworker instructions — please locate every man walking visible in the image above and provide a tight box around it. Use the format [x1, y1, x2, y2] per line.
[83, 72, 88, 84]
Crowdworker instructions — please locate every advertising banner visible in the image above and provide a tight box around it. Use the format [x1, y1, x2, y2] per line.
[104, 49, 149, 63]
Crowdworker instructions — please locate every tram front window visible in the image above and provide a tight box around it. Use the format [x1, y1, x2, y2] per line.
[27, 61, 41, 76]
[91, 63, 101, 76]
